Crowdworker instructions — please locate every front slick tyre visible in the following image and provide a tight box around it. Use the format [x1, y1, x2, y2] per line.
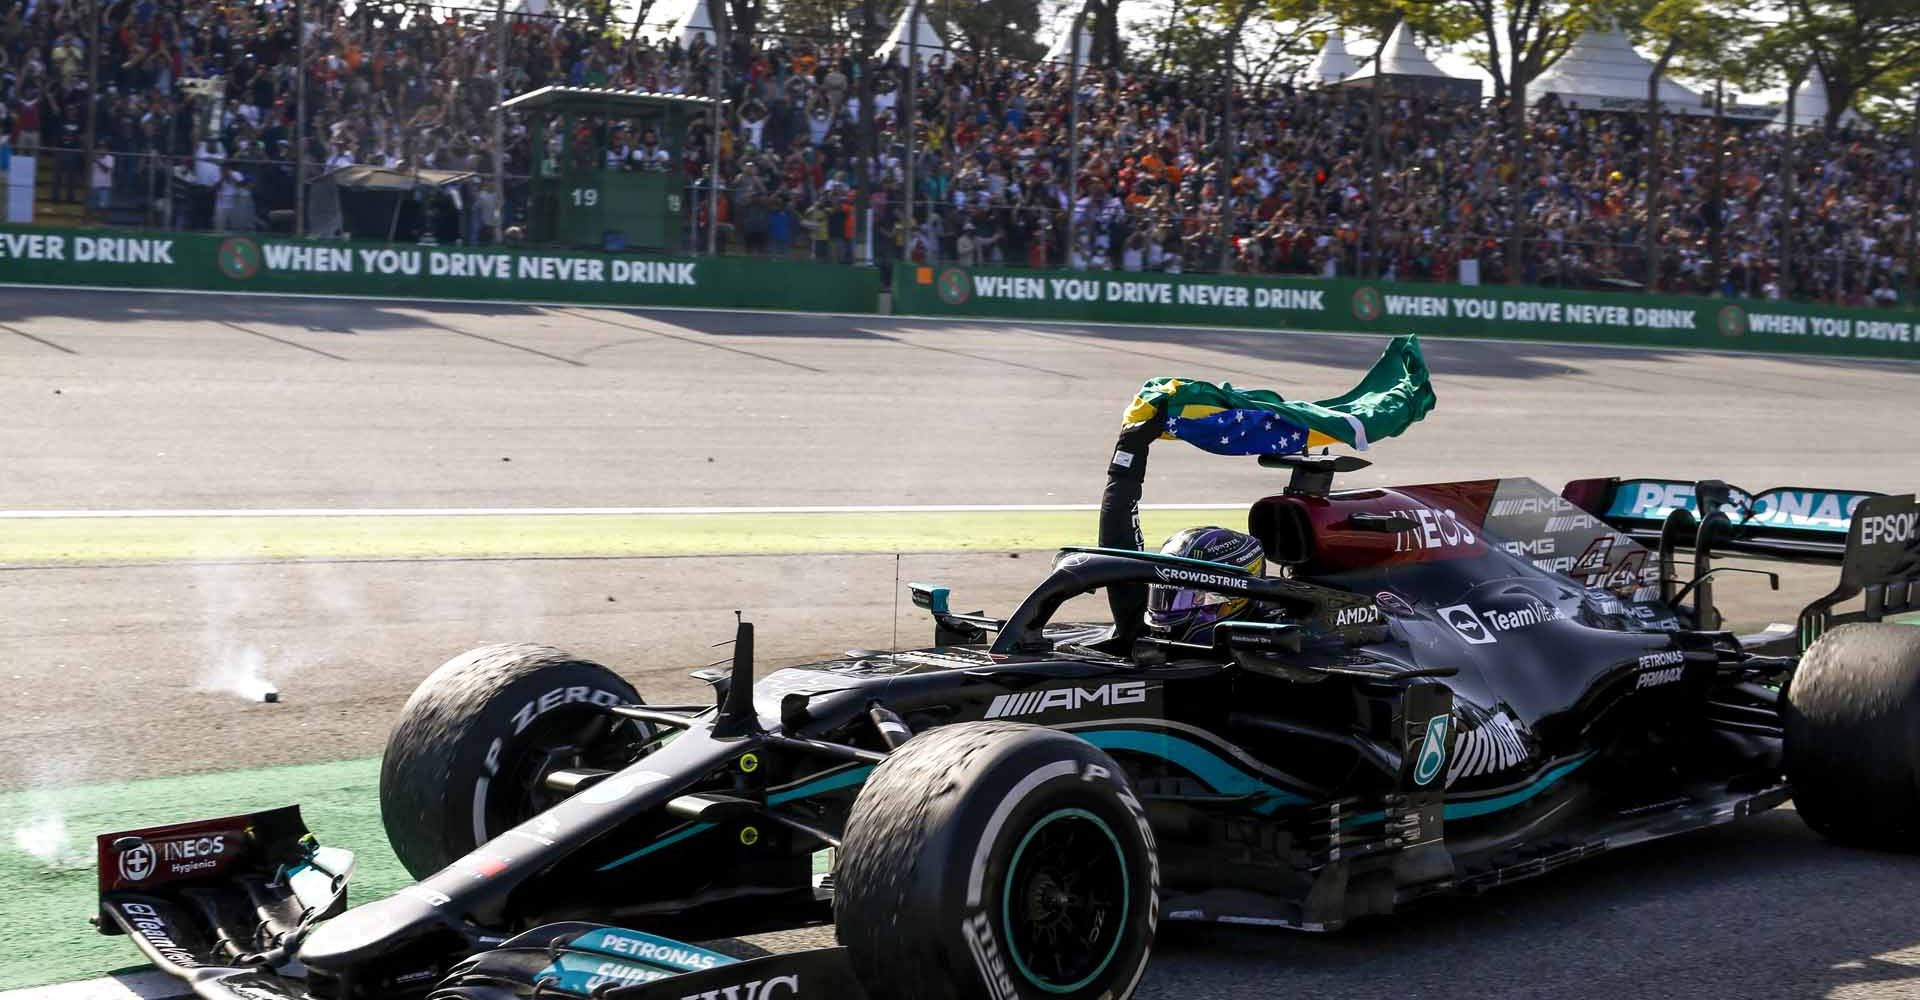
[1784, 623, 1920, 850]
[380, 644, 642, 879]
[834, 722, 1158, 1000]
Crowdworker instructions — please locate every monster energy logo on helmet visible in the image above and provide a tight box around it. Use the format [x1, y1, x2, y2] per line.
[1146, 527, 1268, 644]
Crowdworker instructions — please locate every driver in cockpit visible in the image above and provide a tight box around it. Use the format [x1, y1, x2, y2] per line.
[1144, 527, 1270, 645]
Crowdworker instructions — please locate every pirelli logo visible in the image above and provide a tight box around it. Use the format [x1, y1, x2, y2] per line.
[984, 681, 1151, 720]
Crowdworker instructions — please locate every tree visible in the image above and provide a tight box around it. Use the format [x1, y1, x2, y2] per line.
[1401, 0, 1606, 281]
[1631, 0, 1750, 82]
[729, 0, 765, 47]
[1754, 0, 1920, 132]
[935, 0, 1046, 60]
[766, 0, 851, 40]
[1626, 0, 1757, 291]
[1134, 0, 1229, 79]
[1090, 0, 1123, 65]
[1137, 0, 1341, 85]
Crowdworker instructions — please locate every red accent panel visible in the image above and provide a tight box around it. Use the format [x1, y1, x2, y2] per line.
[1560, 477, 1617, 515]
[96, 813, 255, 894]
[461, 854, 511, 878]
[1252, 482, 1498, 574]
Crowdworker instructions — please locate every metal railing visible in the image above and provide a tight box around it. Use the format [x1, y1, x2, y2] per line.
[18, 0, 1911, 309]
[70, 150, 534, 243]
[41, 149, 1910, 306]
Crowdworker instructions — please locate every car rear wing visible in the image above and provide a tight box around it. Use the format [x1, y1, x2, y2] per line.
[1563, 477, 1919, 645]
[1798, 492, 1920, 647]
[1561, 477, 1882, 562]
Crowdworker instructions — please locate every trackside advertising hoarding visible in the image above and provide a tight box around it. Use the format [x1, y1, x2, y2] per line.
[0, 227, 878, 313]
[894, 265, 1920, 361]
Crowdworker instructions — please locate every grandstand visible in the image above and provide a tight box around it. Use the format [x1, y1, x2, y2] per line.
[0, 0, 1913, 305]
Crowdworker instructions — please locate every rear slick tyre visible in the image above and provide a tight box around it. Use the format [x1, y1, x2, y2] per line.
[1783, 623, 1920, 850]
[834, 721, 1159, 1000]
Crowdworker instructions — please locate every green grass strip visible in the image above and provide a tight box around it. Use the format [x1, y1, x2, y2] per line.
[0, 755, 848, 992]
[0, 758, 401, 991]
[0, 510, 1233, 564]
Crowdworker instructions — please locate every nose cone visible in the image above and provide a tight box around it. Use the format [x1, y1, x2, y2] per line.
[296, 891, 450, 974]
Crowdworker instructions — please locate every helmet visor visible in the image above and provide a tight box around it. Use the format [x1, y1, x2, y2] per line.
[1147, 585, 1232, 615]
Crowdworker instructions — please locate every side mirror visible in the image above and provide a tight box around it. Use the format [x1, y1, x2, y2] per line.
[908, 581, 949, 614]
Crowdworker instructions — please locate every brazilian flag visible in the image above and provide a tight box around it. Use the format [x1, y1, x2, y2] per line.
[1125, 335, 1436, 455]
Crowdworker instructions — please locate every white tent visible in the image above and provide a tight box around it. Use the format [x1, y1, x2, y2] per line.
[1529, 22, 1704, 116]
[1308, 32, 1358, 84]
[875, 7, 953, 68]
[1772, 64, 1866, 131]
[635, 0, 718, 48]
[1339, 22, 1480, 101]
[1350, 21, 1453, 82]
[1043, 21, 1092, 66]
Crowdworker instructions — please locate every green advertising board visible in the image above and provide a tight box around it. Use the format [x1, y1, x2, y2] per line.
[0, 227, 877, 314]
[896, 264, 1920, 361]
[6, 224, 1914, 362]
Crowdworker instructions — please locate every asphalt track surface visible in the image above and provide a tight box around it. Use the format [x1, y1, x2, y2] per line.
[4, 289, 1920, 998]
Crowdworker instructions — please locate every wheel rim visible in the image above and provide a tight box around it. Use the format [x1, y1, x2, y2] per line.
[1000, 807, 1130, 995]
[487, 709, 653, 836]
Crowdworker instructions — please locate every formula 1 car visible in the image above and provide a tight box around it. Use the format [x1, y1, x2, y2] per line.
[95, 344, 1920, 1000]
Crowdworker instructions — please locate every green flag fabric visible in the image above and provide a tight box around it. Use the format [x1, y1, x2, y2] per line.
[1123, 334, 1436, 454]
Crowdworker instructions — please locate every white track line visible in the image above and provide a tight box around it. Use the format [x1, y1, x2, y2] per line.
[0, 503, 1243, 519]
[0, 971, 186, 1000]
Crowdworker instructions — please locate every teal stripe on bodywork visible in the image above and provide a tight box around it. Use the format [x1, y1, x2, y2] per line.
[600, 768, 873, 871]
[565, 927, 737, 971]
[767, 766, 874, 805]
[1443, 754, 1592, 820]
[535, 952, 678, 994]
[1064, 546, 1254, 573]
[597, 822, 716, 871]
[1078, 730, 1311, 812]
[601, 729, 1317, 870]
[533, 929, 737, 994]
[1345, 754, 1594, 826]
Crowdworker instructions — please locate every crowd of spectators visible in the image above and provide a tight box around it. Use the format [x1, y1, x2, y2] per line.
[0, 0, 1913, 304]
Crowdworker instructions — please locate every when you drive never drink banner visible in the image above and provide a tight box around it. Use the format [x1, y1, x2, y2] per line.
[895, 264, 1920, 361]
[0, 226, 879, 314]
[1, 224, 1916, 361]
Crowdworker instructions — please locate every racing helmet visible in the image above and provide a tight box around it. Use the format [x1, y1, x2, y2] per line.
[1146, 526, 1267, 644]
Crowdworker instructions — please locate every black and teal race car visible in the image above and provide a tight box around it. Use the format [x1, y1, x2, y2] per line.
[95, 344, 1920, 1000]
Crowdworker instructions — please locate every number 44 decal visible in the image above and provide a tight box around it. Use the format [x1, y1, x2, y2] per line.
[1572, 537, 1648, 592]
